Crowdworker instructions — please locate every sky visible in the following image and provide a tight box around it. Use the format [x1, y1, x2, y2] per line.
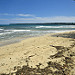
[0, 0, 75, 24]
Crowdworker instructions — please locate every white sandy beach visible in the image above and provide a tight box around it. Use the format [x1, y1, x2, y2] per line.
[0, 31, 75, 75]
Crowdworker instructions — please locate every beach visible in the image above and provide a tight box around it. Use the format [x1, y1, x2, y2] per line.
[0, 31, 75, 75]
[0, 0, 75, 74]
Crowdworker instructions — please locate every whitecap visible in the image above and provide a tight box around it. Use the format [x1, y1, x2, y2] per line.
[35, 25, 75, 28]
[11, 30, 31, 32]
[0, 28, 4, 30]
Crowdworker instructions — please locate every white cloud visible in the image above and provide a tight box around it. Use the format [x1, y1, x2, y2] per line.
[34, 16, 75, 22]
[8, 16, 75, 23]
[0, 13, 35, 17]
[14, 18, 35, 20]
[17, 14, 35, 17]
[0, 15, 75, 23]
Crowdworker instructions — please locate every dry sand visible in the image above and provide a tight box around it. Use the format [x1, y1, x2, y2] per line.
[0, 31, 75, 75]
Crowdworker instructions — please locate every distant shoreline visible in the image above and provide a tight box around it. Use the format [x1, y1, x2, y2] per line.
[9, 22, 75, 25]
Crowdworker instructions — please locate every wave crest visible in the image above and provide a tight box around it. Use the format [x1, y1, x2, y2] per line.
[35, 25, 75, 28]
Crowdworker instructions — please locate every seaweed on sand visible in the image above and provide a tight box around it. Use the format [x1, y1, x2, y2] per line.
[50, 51, 64, 58]
[50, 45, 69, 51]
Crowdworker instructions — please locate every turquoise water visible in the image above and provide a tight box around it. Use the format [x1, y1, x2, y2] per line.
[0, 24, 75, 41]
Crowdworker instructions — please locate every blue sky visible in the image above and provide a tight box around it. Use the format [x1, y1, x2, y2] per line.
[0, 0, 75, 24]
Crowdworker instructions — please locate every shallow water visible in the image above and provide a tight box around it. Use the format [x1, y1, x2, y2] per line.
[0, 24, 75, 46]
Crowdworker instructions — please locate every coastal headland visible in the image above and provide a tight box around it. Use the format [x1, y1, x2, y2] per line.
[0, 31, 75, 75]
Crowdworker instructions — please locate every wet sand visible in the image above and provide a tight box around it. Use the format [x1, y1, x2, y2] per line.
[0, 31, 75, 75]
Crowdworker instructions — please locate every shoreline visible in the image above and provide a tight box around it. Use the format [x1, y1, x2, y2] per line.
[0, 30, 75, 47]
[0, 31, 75, 74]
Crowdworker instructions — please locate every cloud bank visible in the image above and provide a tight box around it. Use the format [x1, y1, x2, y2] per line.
[0, 13, 75, 24]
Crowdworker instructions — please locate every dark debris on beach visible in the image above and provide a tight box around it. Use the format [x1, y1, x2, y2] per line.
[0, 58, 74, 75]
[52, 32, 75, 39]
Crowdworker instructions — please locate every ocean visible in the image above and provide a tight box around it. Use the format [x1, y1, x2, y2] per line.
[0, 24, 75, 46]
